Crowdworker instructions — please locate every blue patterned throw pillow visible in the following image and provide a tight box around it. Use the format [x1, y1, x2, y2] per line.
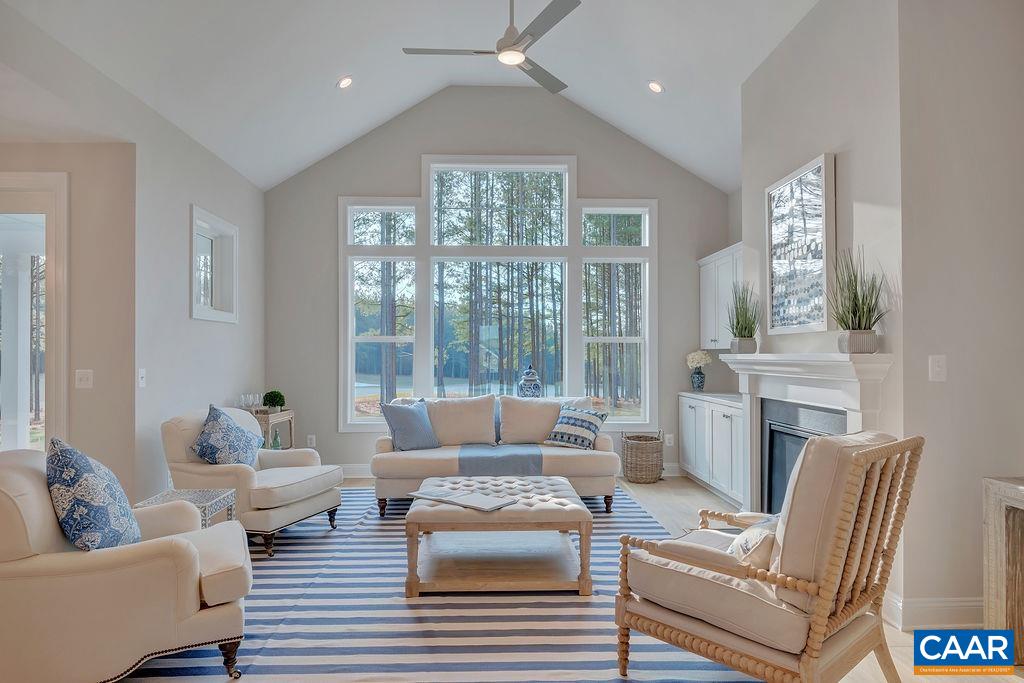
[544, 406, 609, 450]
[46, 438, 141, 551]
[192, 405, 264, 466]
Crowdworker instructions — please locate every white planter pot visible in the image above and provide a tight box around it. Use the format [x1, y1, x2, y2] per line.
[268, 406, 282, 414]
[838, 330, 878, 354]
[730, 338, 758, 354]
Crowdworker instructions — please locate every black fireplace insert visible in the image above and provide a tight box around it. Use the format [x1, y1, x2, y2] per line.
[761, 399, 846, 513]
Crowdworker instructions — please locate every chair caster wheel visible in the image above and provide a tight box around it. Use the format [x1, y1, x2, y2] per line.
[229, 669, 242, 679]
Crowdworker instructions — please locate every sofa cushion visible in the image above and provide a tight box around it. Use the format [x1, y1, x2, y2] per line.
[177, 521, 252, 606]
[498, 396, 594, 444]
[381, 399, 440, 451]
[545, 406, 608, 450]
[192, 405, 263, 466]
[370, 444, 621, 479]
[250, 465, 343, 509]
[628, 548, 811, 654]
[424, 395, 497, 446]
[46, 438, 141, 551]
[770, 431, 895, 610]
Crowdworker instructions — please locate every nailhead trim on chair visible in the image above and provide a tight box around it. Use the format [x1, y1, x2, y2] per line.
[96, 635, 243, 683]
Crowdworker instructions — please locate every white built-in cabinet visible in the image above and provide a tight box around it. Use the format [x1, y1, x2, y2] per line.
[678, 392, 745, 505]
[698, 243, 743, 350]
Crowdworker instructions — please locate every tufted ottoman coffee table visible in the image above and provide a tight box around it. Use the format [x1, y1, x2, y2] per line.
[405, 476, 593, 597]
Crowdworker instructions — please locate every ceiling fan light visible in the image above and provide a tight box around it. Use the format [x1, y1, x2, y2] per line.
[498, 49, 526, 66]
[648, 80, 664, 94]
[337, 75, 353, 89]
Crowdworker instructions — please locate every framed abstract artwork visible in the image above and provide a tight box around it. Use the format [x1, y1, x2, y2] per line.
[764, 154, 835, 335]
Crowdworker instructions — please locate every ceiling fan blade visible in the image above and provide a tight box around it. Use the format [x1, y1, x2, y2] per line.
[403, 48, 496, 56]
[514, 0, 581, 49]
[519, 57, 567, 94]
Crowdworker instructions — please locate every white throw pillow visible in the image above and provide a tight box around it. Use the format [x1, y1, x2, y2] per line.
[727, 515, 779, 569]
[424, 395, 497, 446]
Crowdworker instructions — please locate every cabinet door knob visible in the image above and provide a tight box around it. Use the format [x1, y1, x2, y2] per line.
[722, 414, 732, 419]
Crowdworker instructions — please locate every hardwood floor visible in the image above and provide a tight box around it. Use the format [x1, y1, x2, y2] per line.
[341, 476, 1021, 682]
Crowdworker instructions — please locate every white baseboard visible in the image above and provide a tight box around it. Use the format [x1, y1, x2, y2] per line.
[338, 463, 686, 480]
[883, 594, 983, 631]
[339, 463, 372, 478]
[882, 593, 903, 630]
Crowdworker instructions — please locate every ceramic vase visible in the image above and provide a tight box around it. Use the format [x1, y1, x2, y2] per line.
[690, 367, 706, 392]
[518, 364, 542, 397]
[838, 330, 878, 354]
[730, 338, 758, 354]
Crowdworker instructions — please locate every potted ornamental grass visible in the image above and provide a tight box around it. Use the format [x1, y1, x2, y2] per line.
[727, 282, 761, 354]
[827, 248, 889, 353]
[263, 389, 286, 413]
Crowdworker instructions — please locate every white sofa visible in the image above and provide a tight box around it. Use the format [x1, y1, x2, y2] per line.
[371, 395, 620, 515]
[161, 407, 344, 556]
[0, 450, 252, 682]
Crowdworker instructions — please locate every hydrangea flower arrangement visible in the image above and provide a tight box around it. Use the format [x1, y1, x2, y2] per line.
[686, 350, 713, 370]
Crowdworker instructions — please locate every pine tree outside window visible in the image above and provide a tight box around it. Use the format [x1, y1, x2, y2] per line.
[339, 157, 658, 431]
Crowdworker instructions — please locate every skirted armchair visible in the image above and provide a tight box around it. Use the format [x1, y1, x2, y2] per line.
[161, 407, 344, 556]
[616, 432, 924, 683]
[0, 450, 252, 682]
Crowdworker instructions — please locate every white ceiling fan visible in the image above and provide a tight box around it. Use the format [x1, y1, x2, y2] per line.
[403, 0, 581, 94]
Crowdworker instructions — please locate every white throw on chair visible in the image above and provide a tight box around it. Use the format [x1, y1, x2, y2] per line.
[616, 432, 924, 683]
[0, 450, 252, 682]
[161, 407, 344, 556]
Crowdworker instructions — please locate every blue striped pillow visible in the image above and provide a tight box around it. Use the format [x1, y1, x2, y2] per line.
[544, 406, 608, 450]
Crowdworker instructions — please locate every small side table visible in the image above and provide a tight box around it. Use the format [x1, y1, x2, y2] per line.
[135, 488, 236, 528]
[254, 409, 295, 449]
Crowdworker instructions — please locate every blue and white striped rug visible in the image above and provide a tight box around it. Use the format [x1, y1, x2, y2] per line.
[134, 488, 747, 682]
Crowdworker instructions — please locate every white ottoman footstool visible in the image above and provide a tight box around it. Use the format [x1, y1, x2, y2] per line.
[405, 476, 594, 597]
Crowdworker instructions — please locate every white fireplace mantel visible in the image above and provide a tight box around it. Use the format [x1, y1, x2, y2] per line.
[719, 353, 894, 510]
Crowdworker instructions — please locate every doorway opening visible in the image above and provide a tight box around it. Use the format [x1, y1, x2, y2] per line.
[0, 213, 46, 449]
[0, 172, 68, 451]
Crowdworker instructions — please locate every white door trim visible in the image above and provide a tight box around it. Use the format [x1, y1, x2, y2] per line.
[0, 171, 69, 446]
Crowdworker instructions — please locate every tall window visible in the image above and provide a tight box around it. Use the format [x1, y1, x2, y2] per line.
[340, 158, 657, 430]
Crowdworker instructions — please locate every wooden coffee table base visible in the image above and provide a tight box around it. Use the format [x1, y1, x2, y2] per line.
[405, 522, 593, 598]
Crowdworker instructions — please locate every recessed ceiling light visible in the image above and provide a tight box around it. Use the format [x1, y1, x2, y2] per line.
[336, 75, 353, 89]
[497, 49, 526, 66]
[648, 80, 664, 94]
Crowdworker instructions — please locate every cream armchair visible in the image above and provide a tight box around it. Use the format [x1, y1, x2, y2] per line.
[0, 450, 251, 682]
[616, 432, 924, 683]
[162, 407, 343, 556]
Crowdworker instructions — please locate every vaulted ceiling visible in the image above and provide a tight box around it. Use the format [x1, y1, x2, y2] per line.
[4, 0, 817, 191]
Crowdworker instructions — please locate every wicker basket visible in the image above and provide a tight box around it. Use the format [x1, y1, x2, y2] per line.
[621, 431, 664, 484]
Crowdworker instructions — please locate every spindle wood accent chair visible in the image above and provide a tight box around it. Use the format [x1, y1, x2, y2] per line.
[615, 432, 924, 683]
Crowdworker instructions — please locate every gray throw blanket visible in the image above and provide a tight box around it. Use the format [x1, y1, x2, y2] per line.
[458, 443, 543, 476]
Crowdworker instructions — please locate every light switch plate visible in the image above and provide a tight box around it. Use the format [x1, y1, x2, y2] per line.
[75, 369, 94, 389]
[665, 433, 675, 447]
[307, 435, 316, 448]
[137, 368, 147, 388]
[928, 355, 947, 382]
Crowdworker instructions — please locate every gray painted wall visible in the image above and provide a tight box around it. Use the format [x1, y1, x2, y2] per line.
[265, 85, 729, 468]
[0, 3, 266, 500]
[741, 0, 903, 437]
[899, 0, 1024, 622]
[740, 0, 905, 603]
